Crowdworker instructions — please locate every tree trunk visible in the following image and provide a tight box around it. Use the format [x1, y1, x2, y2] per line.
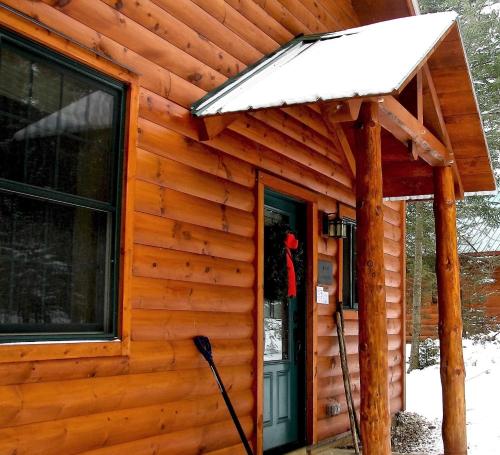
[408, 202, 424, 373]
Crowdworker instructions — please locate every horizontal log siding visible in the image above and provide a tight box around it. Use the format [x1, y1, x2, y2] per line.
[483, 267, 500, 320]
[316, 203, 405, 441]
[406, 265, 500, 341]
[0, 1, 405, 453]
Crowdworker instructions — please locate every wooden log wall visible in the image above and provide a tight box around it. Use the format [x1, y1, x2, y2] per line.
[0, 1, 406, 453]
[406, 264, 500, 342]
[317, 200, 405, 441]
[484, 266, 500, 321]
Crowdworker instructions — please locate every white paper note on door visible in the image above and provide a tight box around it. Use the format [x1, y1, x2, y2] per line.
[316, 286, 329, 305]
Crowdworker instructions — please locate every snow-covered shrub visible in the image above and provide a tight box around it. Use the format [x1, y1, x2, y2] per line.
[391, 411, 440, 453]
[419, 338, 440, 368]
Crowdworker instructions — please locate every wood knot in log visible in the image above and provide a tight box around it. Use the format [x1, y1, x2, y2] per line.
[187, 72, 203, 83]
[56, 0, 71, 7]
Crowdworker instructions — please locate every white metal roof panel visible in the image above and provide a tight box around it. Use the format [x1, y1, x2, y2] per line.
[192, 12, 458, 117]
[459, 195, 500, 254]
[459, 224, 500, 254]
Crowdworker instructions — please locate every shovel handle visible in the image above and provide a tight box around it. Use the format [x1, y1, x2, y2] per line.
[193, 336, 254, 455]
[193, 335, 213, 363]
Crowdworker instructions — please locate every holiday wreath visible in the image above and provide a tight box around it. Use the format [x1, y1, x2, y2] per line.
[264, 222, 304, 302]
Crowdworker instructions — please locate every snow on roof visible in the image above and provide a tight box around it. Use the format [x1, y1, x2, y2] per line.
[192, 12, 458, 117]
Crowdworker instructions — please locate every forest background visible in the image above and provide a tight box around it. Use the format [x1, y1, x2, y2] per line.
[407, 0, 500, 371]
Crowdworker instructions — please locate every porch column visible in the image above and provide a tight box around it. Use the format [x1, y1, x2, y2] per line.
[356, 102, 391, 454]
[433, 166, 467, 455]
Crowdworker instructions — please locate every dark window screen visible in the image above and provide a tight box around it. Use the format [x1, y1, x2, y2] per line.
[342, 222, 357, 310]
[0, 28, 125, 341]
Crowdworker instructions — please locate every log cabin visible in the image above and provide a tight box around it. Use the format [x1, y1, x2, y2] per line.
[0, 1, 494, 454]
[407, 224, 500, 342]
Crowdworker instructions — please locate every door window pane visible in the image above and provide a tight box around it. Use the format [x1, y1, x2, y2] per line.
[264, 208, 290, 361]
[264, 297, 290, 361]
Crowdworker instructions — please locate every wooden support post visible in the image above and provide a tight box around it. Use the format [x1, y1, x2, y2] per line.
[433, 166, 467, 455]
[355, 102, 391, 455]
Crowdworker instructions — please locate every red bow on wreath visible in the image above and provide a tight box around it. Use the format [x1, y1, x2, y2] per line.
[284, 233, 299, 297]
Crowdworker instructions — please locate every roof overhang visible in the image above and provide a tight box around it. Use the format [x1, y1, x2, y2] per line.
[192, 13, 457, 116]
[191, 12, 495, 198]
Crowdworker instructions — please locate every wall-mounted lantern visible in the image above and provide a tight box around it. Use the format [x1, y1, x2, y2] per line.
[322, 212, 348, 238]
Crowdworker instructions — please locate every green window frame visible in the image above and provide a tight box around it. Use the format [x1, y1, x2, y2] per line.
[342, 220, 358, 310]
[0, 27, 126, 343]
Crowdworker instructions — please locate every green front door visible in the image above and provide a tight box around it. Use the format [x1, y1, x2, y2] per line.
[263, 191, 305, 453]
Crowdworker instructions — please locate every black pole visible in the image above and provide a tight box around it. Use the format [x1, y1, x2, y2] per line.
[193, 336, 254, 455]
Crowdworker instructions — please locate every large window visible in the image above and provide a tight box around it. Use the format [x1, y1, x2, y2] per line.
[0, 28, 125, 342]
[342, 220, 357, 310]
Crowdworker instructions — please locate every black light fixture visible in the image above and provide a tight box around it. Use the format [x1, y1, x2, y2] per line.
[322, 212, 348, 238]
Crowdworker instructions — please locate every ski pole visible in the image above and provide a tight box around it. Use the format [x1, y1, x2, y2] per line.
[336, 302, 361, 453]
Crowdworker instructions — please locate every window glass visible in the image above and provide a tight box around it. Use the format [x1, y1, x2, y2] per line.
[0, 29, 124, 341]
[264, 208, 290, 362]
[342, 222, 358, 309]
[0, 43, 115, 202]
[0, 193, 110, 333]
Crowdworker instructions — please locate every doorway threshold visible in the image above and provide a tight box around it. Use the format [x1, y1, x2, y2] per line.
[285, 448, 426, 455]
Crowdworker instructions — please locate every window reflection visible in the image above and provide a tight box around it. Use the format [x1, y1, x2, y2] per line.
[264, 208, 290, 362]
[0, 193, 109, 332]
[0, 31, 123, 340]
[0, 44, 115, 202]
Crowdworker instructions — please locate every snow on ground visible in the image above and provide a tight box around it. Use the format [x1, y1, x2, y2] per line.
[406, 338, 500, 454]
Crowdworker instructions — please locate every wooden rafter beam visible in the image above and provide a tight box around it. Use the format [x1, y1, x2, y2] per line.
[320, 101, 357, 178]
[416, 71, 424, 122]
[386, 70, 423, 162]
[422, 64, 464, 198]
[321, 98, 362, 123]
[410, 70, 424, 161]
[377, 95, 452, 167]
[194, 113, 237, 141]
[334, 124, 356, 177]
[320, 109, 356, 178]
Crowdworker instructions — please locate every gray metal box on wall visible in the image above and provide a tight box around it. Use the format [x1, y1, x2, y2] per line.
[318, 260, 333, 285]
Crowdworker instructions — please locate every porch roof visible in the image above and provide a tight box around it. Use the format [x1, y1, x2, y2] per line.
[191, 12, 495, 197]
[191, 13, 456, 116]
